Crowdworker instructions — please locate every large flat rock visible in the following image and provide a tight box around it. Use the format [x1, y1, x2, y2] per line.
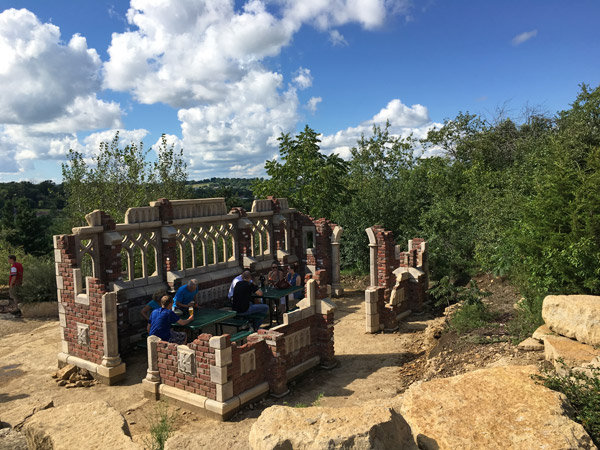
[542, 295, 600, 345]
[400, 365, 595, 450]
[543, 334, 600, 374]
[249, 403, 416, 450]
[23, 401, 140, 450]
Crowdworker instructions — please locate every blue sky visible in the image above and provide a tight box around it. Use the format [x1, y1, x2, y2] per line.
[0, 0, 598, 182]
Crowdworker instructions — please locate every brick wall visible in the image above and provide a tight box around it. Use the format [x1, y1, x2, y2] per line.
[365, 226, 429, 332]
[156, 333, 217, 399]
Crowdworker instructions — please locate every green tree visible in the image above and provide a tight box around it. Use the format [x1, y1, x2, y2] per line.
[253, 125, 349, 219]
[62, 132, 190, 228]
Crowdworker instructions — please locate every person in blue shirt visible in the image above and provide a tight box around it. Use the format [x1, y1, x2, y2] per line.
[148, 295, 193, 344]
[173, 279, 198, 312]
[140, 288, 166, 322]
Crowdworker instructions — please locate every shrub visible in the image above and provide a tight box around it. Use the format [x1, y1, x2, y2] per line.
[449, 302, 497, 334]
[20, 256, 57, 303]
[533, 360, 600, 446]
[143, 401, 177, 450]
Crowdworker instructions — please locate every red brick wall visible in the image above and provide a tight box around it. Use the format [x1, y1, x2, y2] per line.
[156, 333, 217, 399]
[231, 340, 269, 396]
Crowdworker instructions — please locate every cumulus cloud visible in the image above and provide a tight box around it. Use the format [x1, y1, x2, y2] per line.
[305, 97, 322, 113]
[320, 99, 440, 159]
[329, 29, 348, 46]
[511, 29, 538, 46]
[177, 70, 299, 178]
[293, 67, 313, 90]
[0, 8, 123, 177]
[102, 0, 411, 176]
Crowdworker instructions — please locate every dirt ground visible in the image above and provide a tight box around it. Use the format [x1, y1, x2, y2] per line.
[0, 274, 542, 449]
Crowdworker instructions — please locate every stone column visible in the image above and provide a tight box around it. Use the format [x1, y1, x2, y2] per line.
[330, 226, 343, 297]
[209, 335, 234, 403]
[142, 335, 162, 399]
[365, 227, 378, 288]
[97, 292, 126, 384]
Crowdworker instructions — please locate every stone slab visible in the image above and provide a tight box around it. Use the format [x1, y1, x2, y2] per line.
[542, 295, 600, 346]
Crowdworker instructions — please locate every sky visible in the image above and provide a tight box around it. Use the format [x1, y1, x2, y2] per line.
[0, 0, 598, 182]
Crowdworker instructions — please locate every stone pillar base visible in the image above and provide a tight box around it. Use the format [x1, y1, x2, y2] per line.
[57, 352, 126, 385]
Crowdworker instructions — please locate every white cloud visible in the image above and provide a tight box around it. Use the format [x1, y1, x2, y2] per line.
[293, 67, 313, 90]
[305, 97, 322, 113]
[511, 29, 538, 46]
[320, 98, 440, 158]
[329, 29, 348, 46]
[102, 0, 411, 176]
[177, 70, 299, 177]
[0, 8, 123, 177]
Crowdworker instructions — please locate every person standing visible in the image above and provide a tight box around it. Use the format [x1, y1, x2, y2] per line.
[232, 270, 269, 331]
[8, 255, 23, 316]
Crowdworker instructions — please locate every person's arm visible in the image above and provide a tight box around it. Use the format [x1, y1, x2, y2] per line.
[176, 316, 194, 326]
[295, 274, 301, 287]
[253, 287, 263, 304]
[140, 304, 151, 321]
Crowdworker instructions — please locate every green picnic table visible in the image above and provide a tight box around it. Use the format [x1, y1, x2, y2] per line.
[254, 285, 304, 325]
[173, 307, 237, 340]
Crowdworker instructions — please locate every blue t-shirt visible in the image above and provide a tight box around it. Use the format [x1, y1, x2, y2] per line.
[147, 299, 160, 311]
[148, 308, 180, 342]
[173, 285, 198, 309]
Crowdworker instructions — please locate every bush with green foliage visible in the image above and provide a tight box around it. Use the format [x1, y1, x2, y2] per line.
[143, 401, 177, 450]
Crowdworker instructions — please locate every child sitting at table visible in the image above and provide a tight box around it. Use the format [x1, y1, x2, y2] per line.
[148, 295, 194, 344]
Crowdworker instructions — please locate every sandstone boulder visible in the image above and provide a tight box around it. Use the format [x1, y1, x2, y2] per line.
[543, 334, 600, 375]
[542, 295, 600, 345]
[532, 324, 553, 341]
[23, 401, 141, 450]
[517, 337, 544, 351]
[400, 365, 594, 450]
[56, 364, 76, 381]
[249, 403, 416, 450]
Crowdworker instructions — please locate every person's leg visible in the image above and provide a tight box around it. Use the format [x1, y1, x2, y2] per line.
[245, 303, 269, 330]
[8, 286, 20, 314]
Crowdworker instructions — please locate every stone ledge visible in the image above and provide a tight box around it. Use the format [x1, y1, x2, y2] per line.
[57, 353, 126, 385]
[286, 355, 320, 381]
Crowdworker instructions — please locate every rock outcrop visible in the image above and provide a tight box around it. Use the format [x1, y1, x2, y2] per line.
[23, 401, 140, 450]
[543, 334, 600, 374]
[542, 295, 600, 346]
[400, 365, 595, 450]
[249, 403, 416, 450]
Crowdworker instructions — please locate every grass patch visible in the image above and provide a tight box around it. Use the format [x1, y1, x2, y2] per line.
[340, 266, 368, 277]
[143, 401, 177, 450]
[449, 302, 498, 334]
[532, 360, 600, 447]
[284, 392, 325, 408]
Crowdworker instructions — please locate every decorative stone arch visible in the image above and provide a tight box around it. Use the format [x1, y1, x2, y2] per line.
[365, 227, 378, 288]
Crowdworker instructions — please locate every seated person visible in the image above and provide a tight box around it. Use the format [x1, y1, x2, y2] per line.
[232, 270, 269, 332]
[227, 272, 243, 301]
[173, 279, 198, 312]
[267, 261, 284, 287]
[286, 263, 304, 300]
[140, 288, 166, 322]
[148, 295, 193, 344]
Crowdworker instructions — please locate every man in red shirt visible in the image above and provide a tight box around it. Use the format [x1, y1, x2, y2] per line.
[8, 255, 23, 315]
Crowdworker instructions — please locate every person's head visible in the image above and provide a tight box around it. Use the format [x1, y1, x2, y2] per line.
[152, 288, 166, 302]
[187, 279, 197, 291]
[160, 295, 173, 309]
[8, 255, 16, 264]
[287, 263, 297, 274]
[242, 270, 252, 281]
